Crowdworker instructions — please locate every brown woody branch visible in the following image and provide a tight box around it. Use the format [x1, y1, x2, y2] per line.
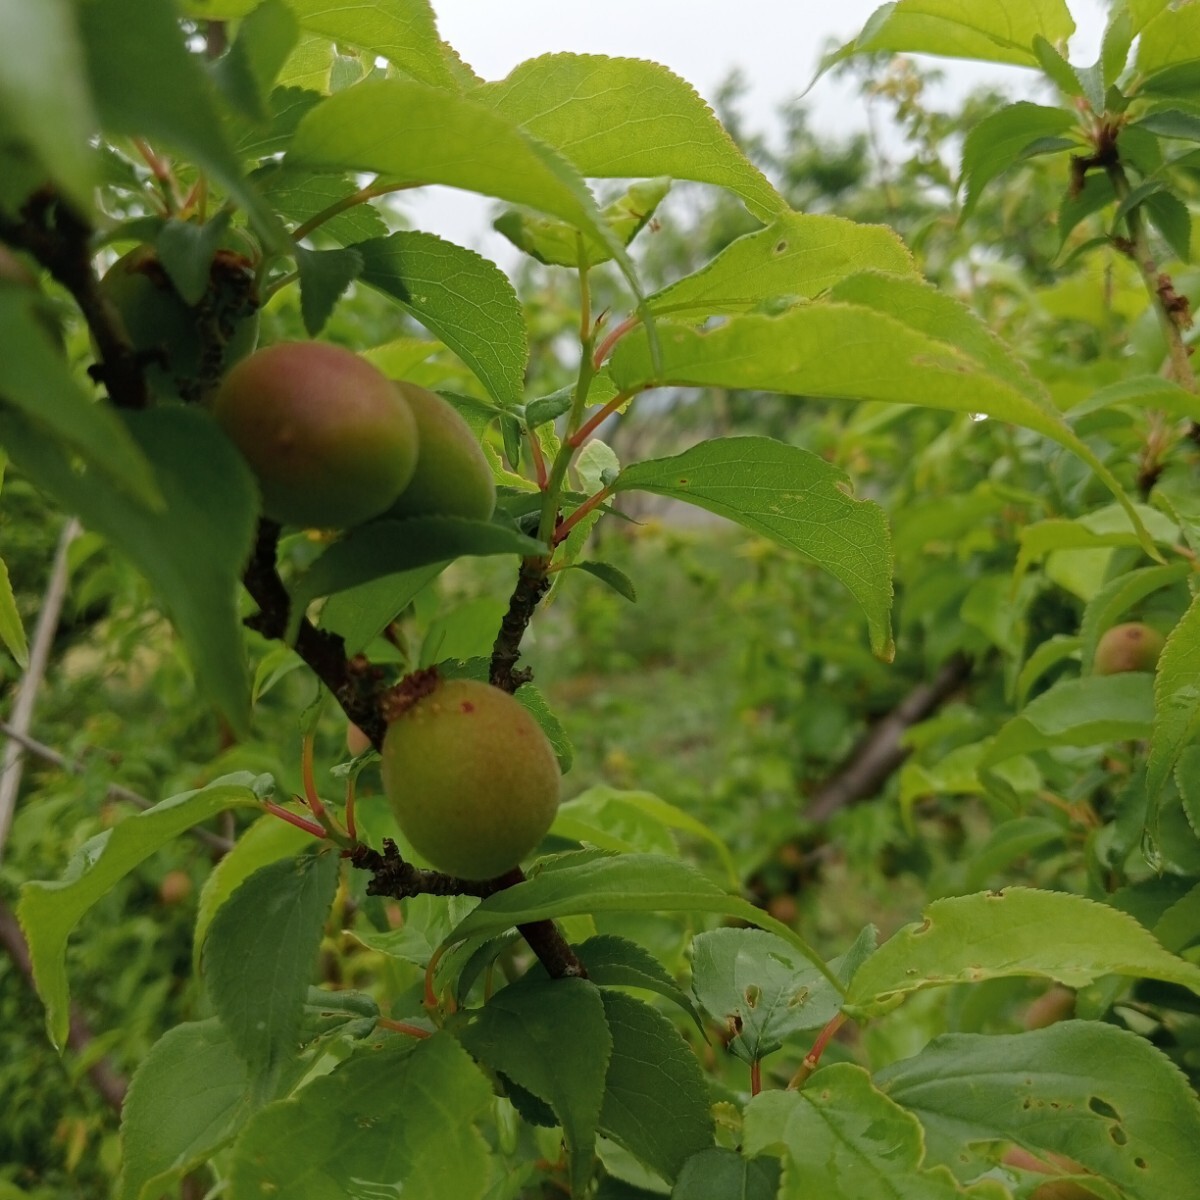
[805, 653, 973, 823]
[489, 556, 552, 693]
[0, 192, 149, 410]
[351, 844, 586, 979]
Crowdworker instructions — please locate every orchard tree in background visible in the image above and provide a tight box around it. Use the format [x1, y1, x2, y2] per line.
[1, 0, 1200, 1197]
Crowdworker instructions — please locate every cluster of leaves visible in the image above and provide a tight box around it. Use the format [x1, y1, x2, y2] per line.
[1, 0, 1199, 1197]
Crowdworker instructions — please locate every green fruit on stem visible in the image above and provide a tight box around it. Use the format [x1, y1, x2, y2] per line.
[381, 674, 560, 881]
[1093, 622, 1165, 675]
[212, 341, 419, 529]
[385, 382, 496, 521]
[99, 245, 258, 400]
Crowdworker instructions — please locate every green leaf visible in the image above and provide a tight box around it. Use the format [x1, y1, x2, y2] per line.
[354, 231, 527, 408]
[982, 674, 1155, 768]
[1144, 187, 1192, 260]
[155, 212, 233, 305]
[78, 0, 283, 248]
[691, 926, 875, 1064]
[17, 777, 262, 1050]
[1137, 5, 1200, 76]
[844, 887, 1200, 1018]
[496, 178, 671, 269]
[1131, 0, 1172, 37]
[1070, 373, 1200, 423]
[1058, 172, 1116, 246]
[1146, 592, 1200, 804]
[0, 291, 160, 508]
[289, 517, 545, 622]
[440, 851, 842, 993]
[318, 562, 444, 655]
[227, 1035, 494, 1199]
[608, 293, 1151, 557]
[0, 406, 258, 729]
[960, 102, 1077, 218]
[828, 0, 1076, 69]
[118, 1020, 250, 1200]
[460, 977, 611, 1196]
[878, 1022, 1200, 1199]
[551, 785, 736, 883]
[203, 847, 340, 1075]
[1102, 6, 1134, 86]
[193, 812, 316, 973]
[599, 990, 715, 1184]
[283, 0, 457, 90]
[0, 553, 28, 667]
[1014, 634, 1080, 707]
[253, 166, 388, 244]
[477, 54, 784, 222]
[743, 1064, 978, 1199]
[1080, 564, 1191, 674]
[1031, 35, 1083, 97]
[210, 0, 299, 122]
[294, 244, 362, 335]
[612, 436, 893, 659]
[574, 934, 703, 1029]
[671, 1148, 781, 1200]
[647, 211, 915, 318]
[288, 79, 638, 293]
[0, 0, 98, 210]
[567, 561, 638, 602]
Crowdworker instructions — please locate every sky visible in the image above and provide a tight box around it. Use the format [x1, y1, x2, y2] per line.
[402, 1, 1113, 260]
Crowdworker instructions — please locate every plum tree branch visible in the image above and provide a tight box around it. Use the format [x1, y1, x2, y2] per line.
[804, 652, 973, 823]
[0, 518, 79, 865]
[0, 191, 150, 410]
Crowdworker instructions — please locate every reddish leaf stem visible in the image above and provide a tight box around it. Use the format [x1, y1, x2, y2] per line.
[750, 1058, 763, 1096]
[567, 391, 634, 449]
[553, 486, 614, 546]
[592, 314, 639, 369]
[263, 801, 326, 840]
[529, 429, 549, 489]
[377, 1017, 431, 1039]
[788, 1013, 848, 1089]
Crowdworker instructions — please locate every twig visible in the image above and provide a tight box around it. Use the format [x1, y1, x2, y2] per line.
[351, 845, 587, 979]
[0, 519, 79, 864]
[0, 900, 127, 1111]
[0, 722, 233, 854]
[489, 556, 553, 693]
[804, 653, 973, 823]
[241, 519, 387, 747]
[0, 193, 150, 410]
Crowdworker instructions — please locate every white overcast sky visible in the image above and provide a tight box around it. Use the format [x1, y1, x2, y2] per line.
[404, 1, 1111, 259]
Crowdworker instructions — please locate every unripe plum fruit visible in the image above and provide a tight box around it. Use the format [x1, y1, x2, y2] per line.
[385, 382, 496, 521]
[1093, 622, 1164, 675]
[212, 341, 419, 529]
[381, 675, 560, 881]
[99, 245, 258, 400]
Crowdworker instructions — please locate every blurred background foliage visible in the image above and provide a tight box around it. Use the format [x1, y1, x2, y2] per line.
[3, 54, 1198, 1194]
